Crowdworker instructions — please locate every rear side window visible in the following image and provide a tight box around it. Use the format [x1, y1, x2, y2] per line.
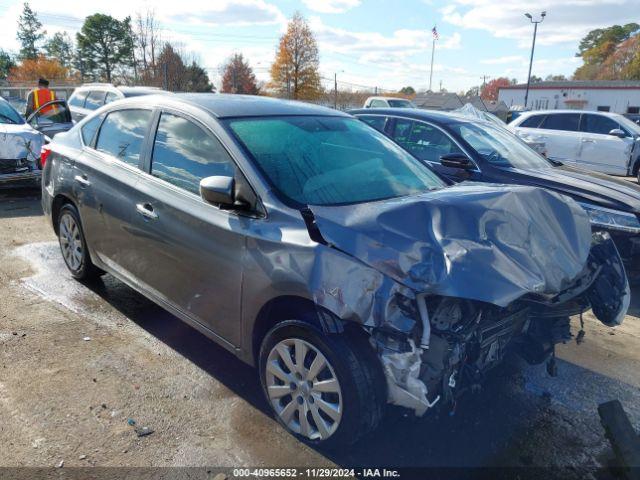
[519, 115, 545, 128]
[582, 114, 620, 136]
[150, 113, 235, 194]
[370, 100, 386, 108]
[105, 92, 119, 104]
[84, 91, 106, 111]
[96, 109, 152, 167]
[359, 115, 387, 133]
[540, 113, 580, 132]
[68, 90, 88, 108]
[81, 114, 104, 146]
[391, 119, 463, 163]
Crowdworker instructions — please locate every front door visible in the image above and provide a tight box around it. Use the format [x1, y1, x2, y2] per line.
[127, 111, 247, 346]
[579, 113, 633, 175]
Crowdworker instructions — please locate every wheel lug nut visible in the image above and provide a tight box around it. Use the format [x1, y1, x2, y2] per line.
[290, 382, 297, 390]
[297, 396, 304, 405]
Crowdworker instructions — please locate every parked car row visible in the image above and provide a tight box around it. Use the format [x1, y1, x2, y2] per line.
[40, 93, 630, 448]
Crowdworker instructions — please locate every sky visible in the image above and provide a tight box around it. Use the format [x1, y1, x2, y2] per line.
[0, 0, 639, 93]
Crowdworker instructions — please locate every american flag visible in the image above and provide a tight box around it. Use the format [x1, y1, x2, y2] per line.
[432, 26, 439, 40]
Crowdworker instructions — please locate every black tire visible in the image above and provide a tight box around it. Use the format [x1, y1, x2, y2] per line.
[57, 203, 102, 281]
[258, 318, 385, 449]
[637, 168, 640, 185]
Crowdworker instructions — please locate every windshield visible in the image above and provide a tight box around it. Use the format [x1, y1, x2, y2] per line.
[451, 121, 552, 170]
[388, 99, 415, 108]
[0, 99, 25, 125]
[618, 115, 640, 136]
[227, 116, 444, 206]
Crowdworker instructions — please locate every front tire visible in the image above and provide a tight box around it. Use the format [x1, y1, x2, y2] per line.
[57, 204, 101, 281]
[258, 319, 384, 449]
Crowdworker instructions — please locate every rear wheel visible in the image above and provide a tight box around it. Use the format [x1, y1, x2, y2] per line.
[259, 319, 384, 449]
[57, 204, 102, 280]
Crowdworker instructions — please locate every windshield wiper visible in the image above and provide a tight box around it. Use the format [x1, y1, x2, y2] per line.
[547, 158, 563, 166]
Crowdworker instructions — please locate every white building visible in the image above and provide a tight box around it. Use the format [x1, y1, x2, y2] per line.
[498, 80, 640, 114]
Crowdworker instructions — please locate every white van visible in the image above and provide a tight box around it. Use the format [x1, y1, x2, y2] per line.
[509, 110, 640, 176]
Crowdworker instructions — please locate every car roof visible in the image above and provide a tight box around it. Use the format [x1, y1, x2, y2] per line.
[517, 109, 624, 119]
[349, 107, 473, 125]
[366, 96, 412, 101]
[111, 93, 350, 119]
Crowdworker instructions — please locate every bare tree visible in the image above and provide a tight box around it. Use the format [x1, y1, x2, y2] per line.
[135, 9, 162, 85]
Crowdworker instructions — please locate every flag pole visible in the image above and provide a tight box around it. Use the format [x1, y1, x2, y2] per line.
[429, 27, 436, 92]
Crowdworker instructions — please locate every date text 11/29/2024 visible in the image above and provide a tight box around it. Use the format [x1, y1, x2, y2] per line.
[232, 468, 400, 478]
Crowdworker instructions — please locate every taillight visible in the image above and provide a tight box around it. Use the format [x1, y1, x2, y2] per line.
[40, 145, 52, 170]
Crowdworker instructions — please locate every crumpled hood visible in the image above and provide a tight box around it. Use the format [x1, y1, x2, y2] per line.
[0, 123, 43, 162]
[309, 184, 592, 307]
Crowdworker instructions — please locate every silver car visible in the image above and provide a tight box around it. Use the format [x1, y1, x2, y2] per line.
[42, 94, 629, 448]
[0, 96, 73, 186]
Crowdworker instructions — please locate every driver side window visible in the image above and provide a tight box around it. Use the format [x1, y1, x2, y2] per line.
[391, 119, 463, 162]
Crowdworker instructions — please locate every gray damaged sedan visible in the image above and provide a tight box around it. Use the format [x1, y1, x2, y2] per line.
[41, 94, 629, 448]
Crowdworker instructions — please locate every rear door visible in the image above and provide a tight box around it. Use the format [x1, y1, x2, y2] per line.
[127, 110, 247, 346]
[533, 113, 582, 166]
[72, 108, 154, 280]
[579, 113, 633, 175]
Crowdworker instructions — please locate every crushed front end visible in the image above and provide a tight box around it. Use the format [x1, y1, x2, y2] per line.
[376, 231, 629, 415]
[308, 184, 630, 417]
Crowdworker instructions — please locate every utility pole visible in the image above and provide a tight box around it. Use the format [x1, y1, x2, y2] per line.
[524, 11, 546, 108]
[429, 25, 438, 92]
[334, 72, 338, 109]
[162, 62, 168, 91]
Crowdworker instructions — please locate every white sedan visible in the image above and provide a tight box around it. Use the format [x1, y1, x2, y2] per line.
[509, 109, 640, 178]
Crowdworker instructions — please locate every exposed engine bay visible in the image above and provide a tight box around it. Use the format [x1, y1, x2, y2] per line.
[374, 231, 630, 416]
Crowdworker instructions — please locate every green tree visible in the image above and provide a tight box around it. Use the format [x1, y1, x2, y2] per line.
[76, 14, 134, 83]
[17, 2, 45, 60]
[0, 49, 16, 79]
[578, 23, 639, 59]
[399, 86, 415, 95]
[185, 61, 213, 92]
[45, 32, 74, 69]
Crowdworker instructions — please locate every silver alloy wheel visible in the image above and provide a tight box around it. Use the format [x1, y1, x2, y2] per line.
[59, 213, 83, 272]
[265, 338, 343, 441]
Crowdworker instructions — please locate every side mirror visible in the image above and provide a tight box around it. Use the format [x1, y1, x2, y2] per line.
[440, 153, 474, 170]
[609, 128, 627, 138]
[200, 176, 235, 206]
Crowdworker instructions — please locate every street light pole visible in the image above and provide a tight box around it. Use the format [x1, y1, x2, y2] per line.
[524, 11, 546, 109]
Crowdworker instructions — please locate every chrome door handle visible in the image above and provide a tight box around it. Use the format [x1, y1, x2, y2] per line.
[136, 203, 158, 220]
[74, 175, 91, 187]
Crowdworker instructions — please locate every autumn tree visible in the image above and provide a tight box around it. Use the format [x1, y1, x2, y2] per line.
[76, 14, 134, 83]
[480, 77, 511, 101]
[575, 23, 640, 80]
[270, 12, 320, 100]
[221, 53, 258, 94]
[17, 2, 45, 60]
[8, 55, 68, 83]
[45, 32, 74, 69]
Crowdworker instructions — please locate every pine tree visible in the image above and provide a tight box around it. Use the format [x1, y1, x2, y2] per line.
[17, 2, 45, 60]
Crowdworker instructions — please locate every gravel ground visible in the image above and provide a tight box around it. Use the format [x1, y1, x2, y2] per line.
[1, 186, 639, 478]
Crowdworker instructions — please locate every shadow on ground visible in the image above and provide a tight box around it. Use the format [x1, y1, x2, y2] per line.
[0, 186, 42, 218]
[79, 272, 640, 477]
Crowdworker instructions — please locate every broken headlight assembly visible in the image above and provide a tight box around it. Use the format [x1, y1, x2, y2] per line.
[578, 202, 640, 234]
